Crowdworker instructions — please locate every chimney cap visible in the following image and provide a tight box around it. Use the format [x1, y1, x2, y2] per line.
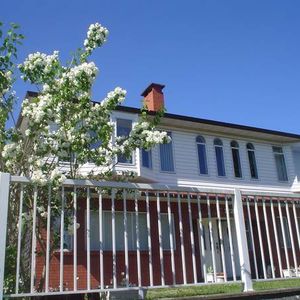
[141, 83, 165, 97]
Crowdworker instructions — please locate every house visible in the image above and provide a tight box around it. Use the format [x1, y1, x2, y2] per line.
[4, 83, 300, 298]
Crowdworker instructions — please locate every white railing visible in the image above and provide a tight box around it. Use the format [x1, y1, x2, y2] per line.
[1, 172, 300, 299]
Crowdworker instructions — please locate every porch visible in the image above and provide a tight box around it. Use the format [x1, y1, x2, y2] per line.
[1, 173, 300, 299]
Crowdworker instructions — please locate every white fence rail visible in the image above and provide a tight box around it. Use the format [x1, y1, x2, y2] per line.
[1, 173, 300, 299]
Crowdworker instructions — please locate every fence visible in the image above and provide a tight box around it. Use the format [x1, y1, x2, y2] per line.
[1, 172, 300, 299]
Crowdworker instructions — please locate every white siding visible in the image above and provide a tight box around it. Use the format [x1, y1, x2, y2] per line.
[140, 128, 297, 191]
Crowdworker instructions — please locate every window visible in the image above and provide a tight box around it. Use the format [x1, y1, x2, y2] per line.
[160, 132, 175, 172]
[141, 149, 152, 168]
[117, 119, 132, 164]
[196, 135, 208, 175]
[89, 130, 102, 150]
[246, 143, 258, 179]
[89, 211, 175, 251]
[214, 138, 226, 176]
[231, 141, 242, 178]
[273, 146, 288, 181]
[276, 217, 291, 248]
[53, 215, 73, 251]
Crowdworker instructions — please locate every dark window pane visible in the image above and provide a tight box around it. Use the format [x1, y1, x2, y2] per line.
[117, 119, 132, 164]
[160, 132, 174, 172]
[197, 143, 208, 175]
[142, 149, 152, 168]
[232, 148, 242, 178]
[275, 154, 288, 181]
[248, 150, 258, 179]
[215, 146, 225, 176]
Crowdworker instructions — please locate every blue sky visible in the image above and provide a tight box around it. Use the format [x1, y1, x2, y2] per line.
[2, 0, 300, 133]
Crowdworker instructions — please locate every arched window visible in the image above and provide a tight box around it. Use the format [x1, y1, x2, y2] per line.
[196, 135, 208, 175]
[231, 140, 242, 178]
[214, 138, 226, 176]
[246, 143, 258, 179]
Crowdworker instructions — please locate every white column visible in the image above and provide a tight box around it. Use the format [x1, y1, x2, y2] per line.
[233, 189, 253, 292]
[0, 173, 10, 299]
[270, 198, 283, 277]
[263, 199, 275, 278]
[16, 184, 24, 294]
[254, 197, 267, 279]
[246, 197, 258, 279]
[216, 196, 227, 282]
[59, 187, 65, 292]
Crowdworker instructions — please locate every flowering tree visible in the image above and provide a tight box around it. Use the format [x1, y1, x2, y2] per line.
[1, 22, 169, 293]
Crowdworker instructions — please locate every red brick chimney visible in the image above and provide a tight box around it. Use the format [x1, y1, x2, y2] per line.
[141, 83, 165, 111]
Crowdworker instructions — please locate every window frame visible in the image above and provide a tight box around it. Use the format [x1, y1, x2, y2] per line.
[246, 143, 258, 180]
[86, 210, 176, 251]
[116, 118, 134, 165]
[196, 135, 209, 176]
[272, 146, 288, 182]
[159, 131, 175, 173]
[141, 148, 153, 169]
[230, 140, 243, 179]
[214, 138, 226, 177]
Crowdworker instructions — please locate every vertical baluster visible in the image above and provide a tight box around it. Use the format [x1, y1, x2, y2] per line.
[225, 195, 236, 281]
[263, 198, 275, 278]
[178, 193, 187, 284]
[197, 194, 206, 283]
[254, 197, 266, 279]
[157, 192, 165, 286]
[292, 201, 300, 272]
[15, 184, 24, 294]
[246, 197, 258, 279]
[146, 191, 153, 286]
[73, 187, 77, 291]
[99, 190, 103, 289]
[45, 185, 51, 292]
[167, 192, 176, 285]
[270, 198, 283, 277]
[123, 189, 129, 287]
[188, 193, 197, 283]
[278, 199, 290, 276]
[286, 201, 297, 276]
[86, 188, 91, 290]
[216, 195, 227, 282]
[207, 194, 217, 282]
[135, 191, 142, 287]
[59, 187, 65, 292]
[111, 189, 117, 289]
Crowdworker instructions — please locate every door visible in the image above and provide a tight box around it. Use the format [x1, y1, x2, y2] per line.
[200, 218, 241, 280]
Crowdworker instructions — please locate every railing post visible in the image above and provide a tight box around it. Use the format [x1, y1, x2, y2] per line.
[233, 189, 253, 292]
[0, 173, 11, 299]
